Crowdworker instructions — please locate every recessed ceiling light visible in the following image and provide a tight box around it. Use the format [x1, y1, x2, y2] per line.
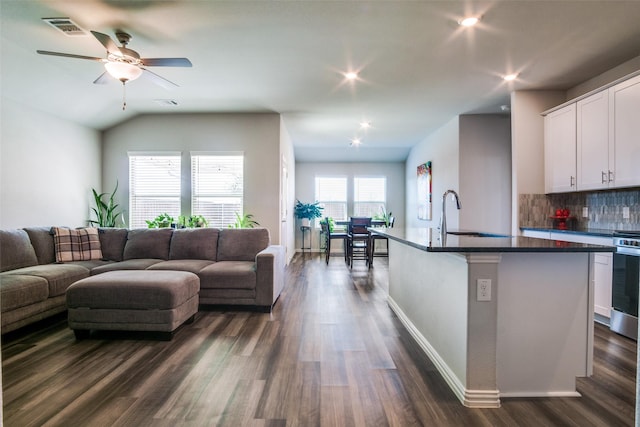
[503, 73, 518, 81]
[458, 16, 480, 27]
[360, 121, 371, 129]
[350, 138, 362, 146]
[344, 72, 358, 80]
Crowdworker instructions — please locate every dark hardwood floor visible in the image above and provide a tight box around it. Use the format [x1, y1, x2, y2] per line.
[2, 253, 637, 426]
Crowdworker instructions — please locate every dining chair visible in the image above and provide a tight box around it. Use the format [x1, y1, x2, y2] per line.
[347, 217, 372, 268]
[371, 216, 395, 259]
[321, 218, 348, 265]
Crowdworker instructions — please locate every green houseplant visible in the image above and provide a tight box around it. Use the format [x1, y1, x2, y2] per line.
[319, 217, 335, 232]
[373, 207, 393, 227]
[89, 181, 124, 227]
[294, 200, 323, 226]
[177, 214, 209, 228]
[146, 213, 175, 228]
[229, 212, 260, 229]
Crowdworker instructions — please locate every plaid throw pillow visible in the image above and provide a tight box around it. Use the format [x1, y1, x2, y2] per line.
[52, 227, 103, 263]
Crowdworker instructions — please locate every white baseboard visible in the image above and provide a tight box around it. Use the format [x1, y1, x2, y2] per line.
[387, 296, 501, 408]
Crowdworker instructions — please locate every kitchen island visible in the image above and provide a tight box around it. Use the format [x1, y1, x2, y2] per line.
[370, 227, 615, 408]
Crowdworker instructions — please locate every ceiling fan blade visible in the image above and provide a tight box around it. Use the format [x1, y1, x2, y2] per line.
[93, 72, 111, 85]
[141, 58, 192, 67]
[37, 50, 104, 62]
[90, 31, 122, 57]
[141, 68, 179, 89]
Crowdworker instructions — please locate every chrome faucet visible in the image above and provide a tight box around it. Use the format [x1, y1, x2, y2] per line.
[440, 189, 462, 237]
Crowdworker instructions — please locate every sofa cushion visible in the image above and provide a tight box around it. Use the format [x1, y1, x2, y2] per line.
[148, 259, 215, 274]
[169, 228, 219, 260]
[123, 229, 173, 260]
[216, 228, 270, 262]
[98, 228, 128, 261]
[24, 227, 56, 265]
[6, 264, 89, 297]
[52, 227, 103, 263]
[0, 274, 49, 311]
[90, 259, 164, 275]
[199, 261, 256, 290]
[0, 229, 38, 272]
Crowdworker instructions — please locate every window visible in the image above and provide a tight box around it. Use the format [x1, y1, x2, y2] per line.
[191, 153, 243, 228]
[354, 176, 386, 218]
[129, 153, 181, 229]
[315, 177, 347, 224]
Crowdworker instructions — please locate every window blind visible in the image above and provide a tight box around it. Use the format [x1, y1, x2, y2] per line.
[129, 153, 181, 229]
[354, 176, 386, 218]
[315, 176, 348, 223]
[191, 154, 243, 228]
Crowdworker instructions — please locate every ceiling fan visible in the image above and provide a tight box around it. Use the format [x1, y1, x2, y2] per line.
[37, 30, 192, 109]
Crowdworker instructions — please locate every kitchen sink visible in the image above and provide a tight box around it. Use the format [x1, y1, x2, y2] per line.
[446, 231, 510, 238]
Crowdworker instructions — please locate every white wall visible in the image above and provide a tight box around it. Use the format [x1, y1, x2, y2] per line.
[459, 115, 512, 235]
[0, 100, 101, 228]
[102, 113, 283, 243]
[406, 117, 460, 230]
[294, 161, 406, 251]
[510, 91, 566, 235]
[280, 117, 296, 263]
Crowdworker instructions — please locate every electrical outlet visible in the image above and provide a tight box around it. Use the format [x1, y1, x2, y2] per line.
[623, 206, 630, 219]
[477, 279, 491, 301]
[582, 207, 588, 218]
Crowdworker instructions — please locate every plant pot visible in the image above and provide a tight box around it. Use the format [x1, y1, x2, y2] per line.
[301, 218, 310, 227]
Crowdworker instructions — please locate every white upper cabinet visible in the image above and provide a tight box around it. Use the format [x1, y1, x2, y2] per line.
[577, 90, 610, 191]
[544, 72, 640, 193]
[609, 74, 640, 188]
[544, 104, 576, 193]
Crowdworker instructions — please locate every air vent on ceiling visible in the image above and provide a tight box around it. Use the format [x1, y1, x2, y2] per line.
[42, 18, 87, 36]
[154, 99, 179, 107]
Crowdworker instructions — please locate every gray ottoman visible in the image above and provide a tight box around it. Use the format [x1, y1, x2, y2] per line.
[66, 270, 200, 340]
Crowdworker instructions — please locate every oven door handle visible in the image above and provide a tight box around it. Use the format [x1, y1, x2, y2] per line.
[616, 246, 640, 256]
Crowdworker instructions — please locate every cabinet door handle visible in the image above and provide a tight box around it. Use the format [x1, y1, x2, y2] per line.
[570, 176, 575, 187]
[601, 171, 607, 184]
[608, 170, 614, 183]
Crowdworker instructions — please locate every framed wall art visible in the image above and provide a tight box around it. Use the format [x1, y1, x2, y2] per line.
[417, 161, 432, 220]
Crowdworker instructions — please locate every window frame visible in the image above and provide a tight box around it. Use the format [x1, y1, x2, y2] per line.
[353, 176, 387, 219]
[315, 176, 348, 228]
[128, 151, 182, 229]
[190, 152, 244, 228]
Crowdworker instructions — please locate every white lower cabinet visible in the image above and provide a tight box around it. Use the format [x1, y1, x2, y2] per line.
[593, 253, 613, 320]
[538, 232, 613, 321]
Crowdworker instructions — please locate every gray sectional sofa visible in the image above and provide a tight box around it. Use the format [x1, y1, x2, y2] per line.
[0, 226, 285, 334]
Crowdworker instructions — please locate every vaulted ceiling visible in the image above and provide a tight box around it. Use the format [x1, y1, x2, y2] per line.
[2, 1, 640, 162]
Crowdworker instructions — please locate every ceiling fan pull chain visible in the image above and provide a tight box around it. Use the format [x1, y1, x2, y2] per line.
[122, 81, 127, 111]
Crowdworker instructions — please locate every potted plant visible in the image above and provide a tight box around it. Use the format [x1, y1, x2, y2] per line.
[374, 207, 393, 227]
[229, 212, 260, 228]
[89, 181, 124, 227]
[177, 214, 209, 228]
[294, 200, 323, 226]
[319, 217, 335, 232]
[146, 213, 175, 228]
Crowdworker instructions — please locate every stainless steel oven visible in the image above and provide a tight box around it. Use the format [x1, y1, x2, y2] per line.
[610, 231, 640, 340]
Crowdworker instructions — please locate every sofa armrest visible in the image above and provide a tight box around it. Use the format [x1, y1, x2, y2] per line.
[255, 245, 285, 309]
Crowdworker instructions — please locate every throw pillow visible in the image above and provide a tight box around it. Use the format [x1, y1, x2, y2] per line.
[52, 227, 103, 263]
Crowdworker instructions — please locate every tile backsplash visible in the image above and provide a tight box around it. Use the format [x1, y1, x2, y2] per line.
[520, 188, 640, 231]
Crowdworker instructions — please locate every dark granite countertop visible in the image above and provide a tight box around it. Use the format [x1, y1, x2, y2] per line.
[370, 227, 615, 253]
[520, 227, 615, 238]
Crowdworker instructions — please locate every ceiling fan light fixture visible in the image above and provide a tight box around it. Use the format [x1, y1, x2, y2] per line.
[104, 61, 142, 82]
[458, 16, 480, 27]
